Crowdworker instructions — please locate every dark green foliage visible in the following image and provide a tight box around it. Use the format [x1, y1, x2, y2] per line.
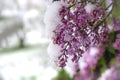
[102, 45, 116, 66]
[106, 45, 116, 54]
[108, 30, 117, 42]
[52, 69, 73, 80]
[30, 76, 36, 80]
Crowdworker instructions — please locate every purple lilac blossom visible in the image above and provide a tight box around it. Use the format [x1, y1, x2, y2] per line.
[65, 46, 103, 78]
[52, 1, 109, 67]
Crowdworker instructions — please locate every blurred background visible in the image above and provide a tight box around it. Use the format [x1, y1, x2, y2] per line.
[0, 0, 59, 80]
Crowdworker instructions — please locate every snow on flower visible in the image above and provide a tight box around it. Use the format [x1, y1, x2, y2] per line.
[47, 41, 62, 62]
[44, 1, 65, 38]
[105, 0, 113, 12]
[44, 0, 109, 67]
[85, 3, 95, 13]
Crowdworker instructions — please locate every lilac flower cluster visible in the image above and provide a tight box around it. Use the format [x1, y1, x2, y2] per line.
[52, 1, 109, 67]
[64, 46, 104, 78]
[45, 0, 120, 80]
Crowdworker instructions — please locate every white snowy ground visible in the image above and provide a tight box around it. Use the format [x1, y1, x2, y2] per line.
[0, 0, 58, 80]
[0, 44, 57, 80]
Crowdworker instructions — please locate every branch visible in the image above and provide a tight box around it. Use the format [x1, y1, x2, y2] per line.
[93, 2, 114, 31]
[68, 0, 86, 8]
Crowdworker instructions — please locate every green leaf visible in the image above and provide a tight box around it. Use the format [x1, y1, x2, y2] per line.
[107, 45, 116, 54]
[108, 31, 116, 42]
[30, 76, 36, 80]
[109, 58, 117, 64]
[52, 69, 73, 80]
